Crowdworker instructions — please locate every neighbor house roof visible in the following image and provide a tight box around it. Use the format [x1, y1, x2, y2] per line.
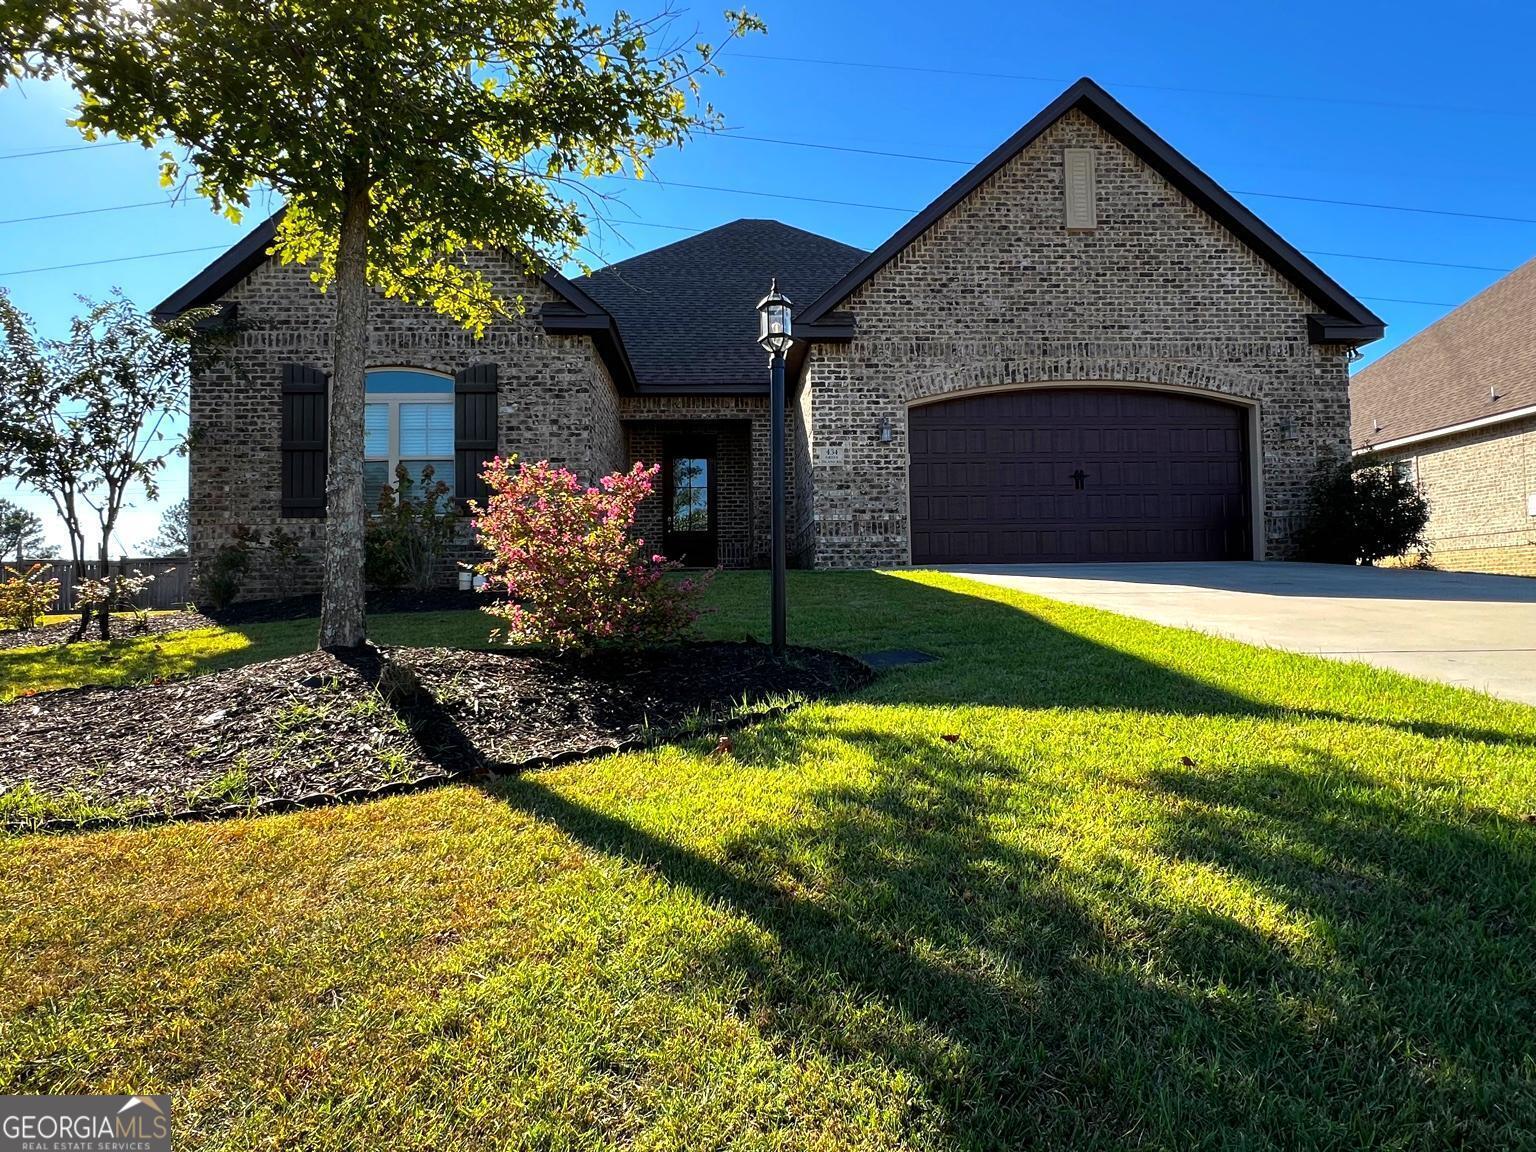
[577, 219, 866, 390]
[1349, 256, 1536, 450]
[798, 77, 1386, 346]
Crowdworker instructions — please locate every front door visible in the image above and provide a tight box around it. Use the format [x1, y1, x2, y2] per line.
[663, 438, 718, 566]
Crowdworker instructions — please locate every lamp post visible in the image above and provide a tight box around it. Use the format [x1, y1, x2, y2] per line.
[756, 278, 793, 657]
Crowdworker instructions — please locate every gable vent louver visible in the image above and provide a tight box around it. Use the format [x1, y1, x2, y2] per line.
[1064, 148, 1097, 230]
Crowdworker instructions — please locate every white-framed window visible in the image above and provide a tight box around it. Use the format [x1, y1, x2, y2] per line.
[363, 368, 455, 507]
[1391, 457, 1418, 487]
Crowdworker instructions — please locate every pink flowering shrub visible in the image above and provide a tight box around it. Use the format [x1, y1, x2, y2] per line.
[472, 458, 710, 651]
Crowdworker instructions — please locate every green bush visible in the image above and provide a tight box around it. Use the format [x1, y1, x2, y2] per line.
[0, 563, 60, 630]
[1296, 453, 1430, 565]
[365, 464, 458, 592]
[199, 526, 256, 609]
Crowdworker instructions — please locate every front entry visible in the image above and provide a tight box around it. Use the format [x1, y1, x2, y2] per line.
[662, 436, 718, 566]
[909, 387, 1252, 563]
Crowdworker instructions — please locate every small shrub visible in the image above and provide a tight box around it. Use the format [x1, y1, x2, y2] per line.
[199, 526, 256, 609]
[0, 563, 60, 630]
[75, 568, 158, 632]
[365, 464, 458, 591]
[473, 457, 710, 651]
[266, 527, 310, 591]
[1296, 453, 1430, 565]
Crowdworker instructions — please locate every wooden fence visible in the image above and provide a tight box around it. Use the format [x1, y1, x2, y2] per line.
[10, 557, 192, 613]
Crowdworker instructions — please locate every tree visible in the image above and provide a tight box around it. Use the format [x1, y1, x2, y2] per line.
[140, 497, 189, 557]
[1295, 453, 1431, 566]
[0, 500, 53, 561]
[6, 1, 758, 649]
[0, 291, 202, 639]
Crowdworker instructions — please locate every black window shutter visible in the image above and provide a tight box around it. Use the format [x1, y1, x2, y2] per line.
[455, 362, 498, 510]
[280, 364, 328, 518]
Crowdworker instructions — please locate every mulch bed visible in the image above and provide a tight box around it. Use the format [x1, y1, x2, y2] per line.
[0, 610, 218, 650]
[0, 589, 487, 649]
[1, 641, 870, 830]
[202, 587, 486, 626]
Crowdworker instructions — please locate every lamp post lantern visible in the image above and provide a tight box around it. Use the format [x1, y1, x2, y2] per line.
[756, 278, 793, 657]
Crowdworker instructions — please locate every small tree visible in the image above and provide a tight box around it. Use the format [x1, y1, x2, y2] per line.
[365, 464, 459, 592]
[1296, 453, 1430, 565]
[7, 0, 759, 649]
[0, 291, 203, 640]
[0, 500, 53, 561]
[140, 497, 189, 556]
[474, 458, 707, 651]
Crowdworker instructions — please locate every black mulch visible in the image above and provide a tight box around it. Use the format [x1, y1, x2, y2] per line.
[0, 589, 489, 650]
[0, 610, 218, 650]
[1, 641, 870, 828]
[202, 587, 486, 626]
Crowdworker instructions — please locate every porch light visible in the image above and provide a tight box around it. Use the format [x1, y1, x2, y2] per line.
[878, 416, 893, 444]
[756, 278, 794, 356]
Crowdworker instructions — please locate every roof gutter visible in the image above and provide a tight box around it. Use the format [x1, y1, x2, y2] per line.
[1354, 403, 1536, 453]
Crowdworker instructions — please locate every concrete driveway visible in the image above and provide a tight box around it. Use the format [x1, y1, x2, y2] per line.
[938, 562, 1536, 707]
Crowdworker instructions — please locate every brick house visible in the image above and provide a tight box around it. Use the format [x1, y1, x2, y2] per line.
[1350, 257, 1536, 576]
[155, 78, 1383, 596]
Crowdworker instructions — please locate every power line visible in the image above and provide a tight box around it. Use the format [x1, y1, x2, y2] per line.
[1303, 250, 1512, 273]
[706, 132, 1536, 225]
[718, 131, 969, 167]
[0, 235, 1473, 309]
[0, 199, 177, 226]
[599, 172, 915, 212]
[725, 50, 1529, 120]
[1357, 295, 1462, 307]
[1228, 188, 1536, 225]
[0, 140, 132, 161]
[0, 244, 228, 278]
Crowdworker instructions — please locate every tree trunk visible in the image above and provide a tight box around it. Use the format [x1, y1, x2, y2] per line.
[318, 184, 372, 650]
[97, 543, 112, 641]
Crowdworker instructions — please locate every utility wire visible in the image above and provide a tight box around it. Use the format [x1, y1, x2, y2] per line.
[0, 199, 177, 226]
[0, 244, 228, 278]
[725, 50, 1533, 120]
[705, 132, 1536, 225]
[0, 140, 132, 161]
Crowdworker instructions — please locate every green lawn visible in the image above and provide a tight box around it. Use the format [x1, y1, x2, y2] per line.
[3, 571, 1535, 1149]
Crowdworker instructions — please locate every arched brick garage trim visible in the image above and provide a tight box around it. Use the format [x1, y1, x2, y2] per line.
[906, 380, 1260, 564]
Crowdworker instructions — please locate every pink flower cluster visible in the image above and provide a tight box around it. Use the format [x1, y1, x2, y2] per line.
[471, 458, 710, 651]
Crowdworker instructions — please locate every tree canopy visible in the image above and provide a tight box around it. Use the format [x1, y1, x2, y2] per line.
[6, 0, 759, 333]
[6, 0, 758, 647]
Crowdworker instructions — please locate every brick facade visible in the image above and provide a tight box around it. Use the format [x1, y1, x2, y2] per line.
[189, 251, 623, 599]
[1377, 416, 1536, 576]
[186, 104, 1364, 592]
[797, 109, 1353, 567]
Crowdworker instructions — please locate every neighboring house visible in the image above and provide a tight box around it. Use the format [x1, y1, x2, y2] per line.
[155, 78, 1383, 597]
[1350, 258, 1536, 576]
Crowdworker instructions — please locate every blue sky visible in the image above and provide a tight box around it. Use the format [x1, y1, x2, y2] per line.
[4, 0, 1535, 551]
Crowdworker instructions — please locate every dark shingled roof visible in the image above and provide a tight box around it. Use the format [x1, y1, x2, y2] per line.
[578, 219, 867, 390]
[1349, 255, 1536, 448]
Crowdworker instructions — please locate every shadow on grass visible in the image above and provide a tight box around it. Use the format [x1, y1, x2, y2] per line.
[369, 570, 1536, 1145]
[492, 728, 1534, 1145]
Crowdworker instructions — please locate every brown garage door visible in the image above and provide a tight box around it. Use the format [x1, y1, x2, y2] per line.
[910, 388, 1251, 563]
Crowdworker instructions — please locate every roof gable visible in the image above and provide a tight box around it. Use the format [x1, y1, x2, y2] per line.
[151, 208, 640, 389]
[578, 219, 866, 390]
[1349, 256, 1536, 447]
[797, 77, 1384, 345]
